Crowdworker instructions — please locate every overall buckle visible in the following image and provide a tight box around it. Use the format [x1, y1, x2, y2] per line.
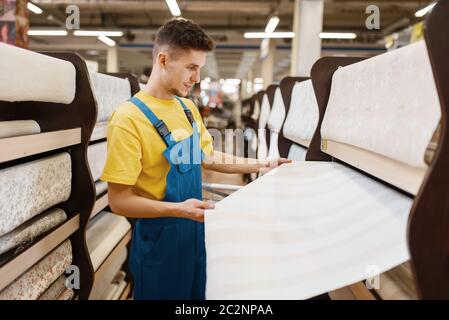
[184, 109, 195, 126]
[155, 120, 170, 138]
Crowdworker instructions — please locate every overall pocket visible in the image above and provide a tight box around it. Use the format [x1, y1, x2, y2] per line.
[141, 224, 176, 266]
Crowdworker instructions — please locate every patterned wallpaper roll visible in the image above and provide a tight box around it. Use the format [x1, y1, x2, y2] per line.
[0, 239, 72, 300]
[89, 72, 131, 123]
[0, 153, 72, 237]
[38, 275, 67, 300]
[0, 208, 67, 256]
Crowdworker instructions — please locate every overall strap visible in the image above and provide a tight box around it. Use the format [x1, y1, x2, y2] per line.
[129, 97, 174, 147]
[175, 96, 195, 127]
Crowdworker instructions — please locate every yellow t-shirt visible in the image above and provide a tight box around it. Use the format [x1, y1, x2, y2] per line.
[100, 91, 213, 200]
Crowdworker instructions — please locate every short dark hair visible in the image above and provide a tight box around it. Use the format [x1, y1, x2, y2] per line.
[153, 18, 215, 60]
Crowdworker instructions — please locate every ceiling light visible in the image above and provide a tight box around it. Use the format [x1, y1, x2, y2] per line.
[319, 32, 357, 39]
[225, 79, 241, 86]
[98, 35, 116, 47]
[74, 30, 123, 37]
[265, 16, 280, 33]
[166, 0, 181, 16]
[244, 32, 295, 39]
[27, 2, 43, 15]
[27, 29, 67, 36]
[415, 2, 437, 17]
[86, 50, 100, 56]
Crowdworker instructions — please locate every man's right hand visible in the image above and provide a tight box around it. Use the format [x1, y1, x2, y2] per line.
[175, 198, 215, 222]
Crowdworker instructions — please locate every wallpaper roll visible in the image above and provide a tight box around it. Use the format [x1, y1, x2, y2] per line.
[87, 142, 107, 182]
[90, 247, 127, 300]
[38, 275, 67, 300]
[0, 120, 41, 139]
[321, 40, 441, 169]
[0, 208, 67, 255]
[0, 153, 72, 237]
[104, 271, 127, 300]
[287, 144, 307, 162]
[257, 94, 270, 160]
[283, 80, 319, 144]
[205, 162, 413, 299]
[267, 88, 286, 133]
[0, 239, 72, 300]
[110, 280, 127, 300]
[89, 72, 131, 122]
[57, 288, 74, 300]
[86, 211, 130, 271]
[95, 181, 108, 198]
[0, 43, 76, 104]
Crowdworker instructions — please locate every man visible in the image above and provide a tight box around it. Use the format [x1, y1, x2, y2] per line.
[101, 18, 290, 300]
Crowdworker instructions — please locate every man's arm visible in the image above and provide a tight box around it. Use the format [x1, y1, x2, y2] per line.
[202, 150, 291, 174]
[108, 182, 214, 222]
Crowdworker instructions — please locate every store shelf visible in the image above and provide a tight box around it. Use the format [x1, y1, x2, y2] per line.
[0, 128, 81, 164]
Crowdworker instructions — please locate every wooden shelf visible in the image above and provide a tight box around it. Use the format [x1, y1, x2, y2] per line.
[119, 282, 131, 300]
[90, 123, 108, 142]
[90, 193, 109, 220]
[0, 128, 81, 164]
[349, 282, 377, 300]
[0, 214, 80, 291]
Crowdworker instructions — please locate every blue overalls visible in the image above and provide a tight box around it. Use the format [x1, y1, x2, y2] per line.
[128, 96, 206, 300]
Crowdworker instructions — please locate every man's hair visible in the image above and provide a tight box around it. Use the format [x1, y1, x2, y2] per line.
[153, 18, 215, 61]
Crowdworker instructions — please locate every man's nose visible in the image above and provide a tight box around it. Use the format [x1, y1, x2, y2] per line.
[192, 70, 200, 83]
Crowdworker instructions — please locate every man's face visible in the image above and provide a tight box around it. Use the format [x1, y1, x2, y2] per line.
[161, 49, 206, 97]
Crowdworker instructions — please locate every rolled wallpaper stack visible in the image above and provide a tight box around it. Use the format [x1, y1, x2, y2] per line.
[0, 43, 78, 300]
[0, 153, 72, 262]
[0, 240, 73, 300]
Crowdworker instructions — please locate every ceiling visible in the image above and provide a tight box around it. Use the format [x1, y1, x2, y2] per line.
[28, 0, 434, 81]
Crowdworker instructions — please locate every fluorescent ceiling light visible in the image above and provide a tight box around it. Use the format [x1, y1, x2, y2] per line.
[28, 29, 67, 36]
[27, 2, 43, 15]
[415, 2, 437, 17]
[319, 32, 357, 39]
[244, 32, 295, 39]
[225, 78, 241, 86]
[166, 0, 181, 16]
[98, 35, 116, 47]
[265, 16, 279, 33]
[74, 30, 123, 37]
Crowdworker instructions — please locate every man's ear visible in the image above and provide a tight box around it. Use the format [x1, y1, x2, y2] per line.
[158, 51, 168, 69]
